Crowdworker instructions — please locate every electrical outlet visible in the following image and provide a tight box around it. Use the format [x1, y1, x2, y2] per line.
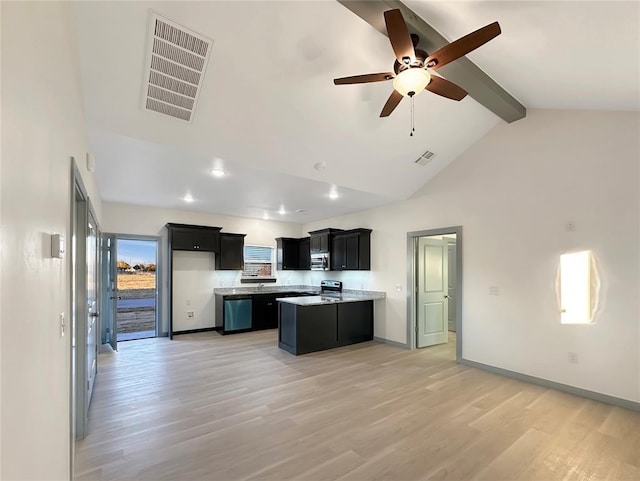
[395, 284, 402, 292]
[60, 312, 65, 337]
[565, 221, 576, 232]
[186, 299, 191, 306]
[186, 310, 195, 319]
[568, 352, 578, 363]
[489, 286, 500, 296]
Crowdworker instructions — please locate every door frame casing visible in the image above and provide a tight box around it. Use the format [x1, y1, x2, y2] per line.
[446, 237, 457, 332]
[406, 226, 463, 360]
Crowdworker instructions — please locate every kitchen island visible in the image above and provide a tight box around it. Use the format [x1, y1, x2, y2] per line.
[277, 291, 385, 355]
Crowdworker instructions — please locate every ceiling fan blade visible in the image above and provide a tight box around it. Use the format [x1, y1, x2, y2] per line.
[384, 9, 416, 64]
[426, 22, 501, 70]
[380, 90, 403, 117]
[426, 76, 467, 101]
[333, 73, 394, 85]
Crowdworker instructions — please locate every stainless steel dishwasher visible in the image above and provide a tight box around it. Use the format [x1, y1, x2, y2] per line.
[223, 296, 252, 332]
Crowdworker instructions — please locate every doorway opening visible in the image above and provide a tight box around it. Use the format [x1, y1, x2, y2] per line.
[407, 227, 462, 361]
[102, 235, 159, 347]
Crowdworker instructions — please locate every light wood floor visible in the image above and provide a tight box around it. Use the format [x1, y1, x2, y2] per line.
[75, 330, 640, 481]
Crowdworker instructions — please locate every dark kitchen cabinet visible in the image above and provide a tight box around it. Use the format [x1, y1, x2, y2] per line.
[298, 237, 311, 270]
[167, 223, 221, 252]
[337, 301, 373, 346]
[216, 290, 314, 335]
[278, 300, 373, 355]
[276, 237, 300, 270]
[309, 228, 342, 253]
[252, 294, 278, 330]
[279, 303, 338, 355]
[275, 237, 311, 270]
[331, 229, 372, 270]
[332, 236, 345, 271]
[215, 233, 246, 270]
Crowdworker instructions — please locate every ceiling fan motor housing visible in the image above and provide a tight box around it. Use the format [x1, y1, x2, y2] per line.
[394, 49, 429, 75]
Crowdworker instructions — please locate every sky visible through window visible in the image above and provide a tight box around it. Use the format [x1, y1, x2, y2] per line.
[117, 239, 156, 265]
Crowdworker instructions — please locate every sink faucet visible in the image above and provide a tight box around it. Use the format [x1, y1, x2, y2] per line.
[258, 283, 264, 290]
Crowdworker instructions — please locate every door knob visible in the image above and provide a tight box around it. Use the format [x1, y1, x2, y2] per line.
[444, 295, 451, 299]
[90, 312, 100, 317]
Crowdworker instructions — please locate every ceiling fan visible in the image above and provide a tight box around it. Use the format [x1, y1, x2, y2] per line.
[334, 9, 501, 118]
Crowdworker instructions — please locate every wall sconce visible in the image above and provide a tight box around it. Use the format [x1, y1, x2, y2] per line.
[559, 250, 596, 324]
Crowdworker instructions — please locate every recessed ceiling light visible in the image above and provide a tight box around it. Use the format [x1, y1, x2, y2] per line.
[329, 191, 339, 200]
[183, 194, 194, 203]
[295, 209, 309, 214]
[314, 162, 327, 171]
[278, 206, 286, 215]
[211, 169, 225, 178]
[262, 213, 269, 220]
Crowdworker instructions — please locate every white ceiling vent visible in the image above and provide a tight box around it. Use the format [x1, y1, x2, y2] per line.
[142, 13, 213, 123]
[414, 150, 435, 166]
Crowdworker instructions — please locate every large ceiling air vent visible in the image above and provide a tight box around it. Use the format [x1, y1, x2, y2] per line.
[142, 13, 213, 123]
[414, 150, 435, 166]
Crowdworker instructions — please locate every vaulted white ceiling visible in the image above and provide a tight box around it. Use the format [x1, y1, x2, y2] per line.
[74, 1, 639, 223]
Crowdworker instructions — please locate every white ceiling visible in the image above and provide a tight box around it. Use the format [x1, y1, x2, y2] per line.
[74, 1, 639, 224]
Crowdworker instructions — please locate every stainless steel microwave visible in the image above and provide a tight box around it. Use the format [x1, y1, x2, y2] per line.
[310, 253, 330, 270]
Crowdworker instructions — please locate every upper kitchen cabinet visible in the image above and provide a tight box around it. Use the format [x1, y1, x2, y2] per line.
[331, 229, 372, 270]
[309, 228, 343, 253]
[298, 237, 311, 270]
[276, 237, 300, 270]
[276, 237, 311, 270]
[167, 223, 221, 252]
[215, 233, 246, 270]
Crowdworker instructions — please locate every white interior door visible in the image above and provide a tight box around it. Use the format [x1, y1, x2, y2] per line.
[417, 237, 449, 348]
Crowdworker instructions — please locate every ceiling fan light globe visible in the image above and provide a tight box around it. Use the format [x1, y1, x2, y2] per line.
[392, 68, 431, 97]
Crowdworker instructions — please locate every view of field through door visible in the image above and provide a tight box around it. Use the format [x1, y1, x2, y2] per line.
[103, 237, 158, 344]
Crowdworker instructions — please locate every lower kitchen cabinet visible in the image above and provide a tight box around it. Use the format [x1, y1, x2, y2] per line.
[337, 301, 373, 345]
[216, 290, 314, 334]
[279, 303, 337, 355]
[251, 294, 278, 330]
[278, 300, 373, 355]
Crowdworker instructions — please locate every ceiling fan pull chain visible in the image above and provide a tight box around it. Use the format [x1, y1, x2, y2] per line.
[410, 96, 415, 137]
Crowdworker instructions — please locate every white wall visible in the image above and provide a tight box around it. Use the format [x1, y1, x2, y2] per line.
[172, 251, 218, 331]
[101, 203, 306, 332]
[304, 110, 640, 403]
[1, 2, 102, 479]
